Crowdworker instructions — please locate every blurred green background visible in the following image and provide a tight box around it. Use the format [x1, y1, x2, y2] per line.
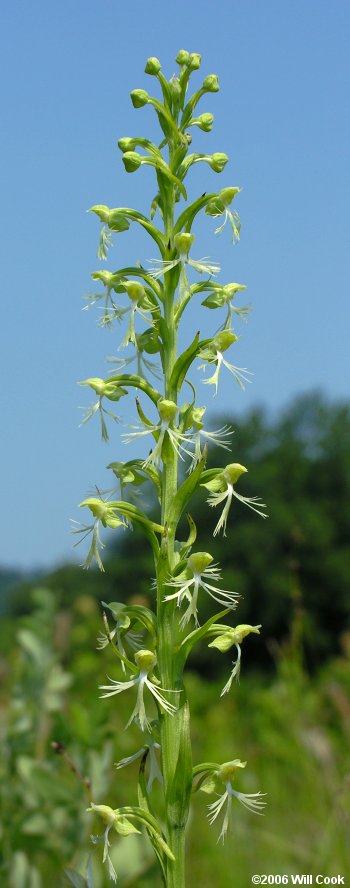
[1, 393, 350, 887]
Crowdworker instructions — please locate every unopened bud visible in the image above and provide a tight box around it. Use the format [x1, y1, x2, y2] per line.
[209, 152, 229, 173]
[188, 52, 201, 70]
[118, 137, 137, 152]
[145, 56, 161, 75]
[122, 151, 142, 173]
[176, 49, 190, 66]
[130, 89, 149, 108]
[190, 113, 214, 132]
[202, 74, 220, 92]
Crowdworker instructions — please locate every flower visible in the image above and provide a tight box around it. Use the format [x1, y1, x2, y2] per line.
[73, 497, 128, 570]
[87, 803, 142, 883]
[99, 649, 178, 731]
[116, 726, 162, 791]
[164, 552, 239, 627]
[118, 280, 156, 349]
[198, 330, 252, 396]
[148, 232, 220, 296]
[122, 398, 192, 468]
[205, 760, 266, 842]
[202, 463, 268, 536]
[97, 612, 143, 673]
[208, 624, 262, 694]
[205, 186, 241, 242]
[187, 406, 233, 471]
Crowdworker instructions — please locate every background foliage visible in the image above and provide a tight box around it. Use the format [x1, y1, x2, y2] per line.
[1, 392, 350, 886]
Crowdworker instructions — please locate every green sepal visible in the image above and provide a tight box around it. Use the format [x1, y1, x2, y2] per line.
[167, 447, 207, 534]
[177, 609, 231, 671]
[107, 461, 148, 486]
[199, 467, 223, 489]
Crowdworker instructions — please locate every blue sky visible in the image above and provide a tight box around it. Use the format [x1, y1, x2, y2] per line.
[1, 0, 349, 570]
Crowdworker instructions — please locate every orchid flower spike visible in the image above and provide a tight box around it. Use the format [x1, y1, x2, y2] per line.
[202, 463, 268, 536]
[122, 397, 192, 468]
[198, 330, 252, 396]
[209, 624, 262, 694]
[165, 552, 239, 627]
[99, 649, 178, 732]
[203, 760, 266, 843]
[149, 232, 220, 296]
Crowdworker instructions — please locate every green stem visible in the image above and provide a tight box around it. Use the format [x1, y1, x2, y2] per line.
[157, 173, 191, 888]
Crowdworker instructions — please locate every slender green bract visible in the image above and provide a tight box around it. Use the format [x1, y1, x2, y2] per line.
[76, 49, 267, 887]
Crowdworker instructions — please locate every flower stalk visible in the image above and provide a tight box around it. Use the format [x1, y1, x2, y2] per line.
[76, 49, 267, 887]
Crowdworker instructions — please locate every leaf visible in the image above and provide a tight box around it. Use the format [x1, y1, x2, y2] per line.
[177, 609, 231, 671]
[168, 448, 207, 533]
[170, 332, 201, 392]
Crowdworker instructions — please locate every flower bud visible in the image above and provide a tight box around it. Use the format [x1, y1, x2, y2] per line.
[223, 463, 248, 485]
[144, 56, 161, 75]
[209, 152, 229, 173]
[188, 52, 201, 70]
[202, 74, 220, 92]
[123, 280, 145, 303]
[130, 89, 149, 108]
[135, 649, 157, 673]
[188, 552, 214, 574]
[118, 137, 137, 152]
[122, 151, 142, 173]
[196, 113, 214, 132]
[176, 49, 190, 66]
[157, 398, 178, 422]
[174, 231, 195, 256]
